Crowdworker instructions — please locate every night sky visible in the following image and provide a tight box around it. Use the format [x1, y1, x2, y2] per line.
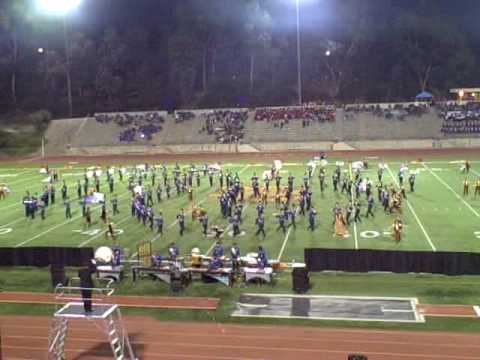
[1, 0, 478, 114]
[67, 0, 480, 40]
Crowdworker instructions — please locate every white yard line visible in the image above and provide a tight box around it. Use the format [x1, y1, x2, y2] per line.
[0, 174, 90, 214]
[0, 169, 33, 177]
[276, 163, 317, 260]
[470, 168, 480, 178]
[129, 164, 251, 258]
[0, 202, 23, 211]
[14, 190, 132, 248]
[386, 165, 436, 251]
[3, 173, 43, 187]
[423, 163, 480, 218]
[0, 217, 24, 229]
[78, 214, 132, 247]
[83, 194, 210, 248]
[166, 197, 209, 230]
[204, 164, 251, 254]
[276, 206, 299, 262]
[205, 203, 251, 256]
[348, 164, 359, 250]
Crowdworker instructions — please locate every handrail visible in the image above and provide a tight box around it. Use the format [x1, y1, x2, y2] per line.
[54, 285, 115, 297]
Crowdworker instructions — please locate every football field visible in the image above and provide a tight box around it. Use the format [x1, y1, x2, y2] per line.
[0, 156, 480, 263]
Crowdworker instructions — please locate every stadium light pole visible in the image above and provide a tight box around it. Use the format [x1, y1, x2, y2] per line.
[35, 0, 82, 118]
[296, 0, 303, 106]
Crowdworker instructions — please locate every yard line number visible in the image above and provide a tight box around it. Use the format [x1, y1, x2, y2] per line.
[73, 229, 124, 236]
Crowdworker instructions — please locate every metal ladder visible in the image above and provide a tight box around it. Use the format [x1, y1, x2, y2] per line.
[106, 307, 136, 360]
[48, 283, 137, 360]
[48, 317, 69, 360]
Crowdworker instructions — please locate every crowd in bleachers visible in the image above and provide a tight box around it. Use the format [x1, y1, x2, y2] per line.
[91, 100, 480, 145]
[95, 112, 164, 142]
[200, 110, 248, 143]
[439, 102, 480, 135]
[344, 103, 429, 120]
[254, 106, 335, 129]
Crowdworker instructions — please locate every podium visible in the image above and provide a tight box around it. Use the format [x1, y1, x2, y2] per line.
[48, 285, 137, 360]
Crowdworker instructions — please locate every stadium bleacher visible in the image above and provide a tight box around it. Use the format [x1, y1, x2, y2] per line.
[44, 101, 480, 154]
[438, 102, 480, 135]
[95, 112, 165, 142]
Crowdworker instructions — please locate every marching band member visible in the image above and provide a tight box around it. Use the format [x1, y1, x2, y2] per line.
[151, 251, 164, 266]
[190, 248, 202, 268]
[212, 240, 225, 258]
[255, 213, 266, 237]
[475, 178, 480, 197]
[177, 209, 186, 236]
[307, 207, 317, 231]
[409, 173, 416, 192]
[393, 217, 403, 242]
[209, 255, 223, 271]
[168, 242, 179, 260]
[230, 243, 241, 273]
[257, 246, 269, 269]
[200, 213, 209, 235]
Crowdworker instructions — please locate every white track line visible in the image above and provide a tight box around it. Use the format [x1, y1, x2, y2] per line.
[348, 164, 359, 250]
[386, 165, 436, 251]
[423, 163, 480, 218]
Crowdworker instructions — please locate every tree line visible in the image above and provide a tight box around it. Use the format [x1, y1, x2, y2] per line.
[0, 0, 477, 118]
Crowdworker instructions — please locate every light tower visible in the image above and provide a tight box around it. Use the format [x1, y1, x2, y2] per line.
[35, 0, 83, 117]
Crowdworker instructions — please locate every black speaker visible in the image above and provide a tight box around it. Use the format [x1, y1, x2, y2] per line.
[348, 355, 368, 360]
[292, 267, 309, 293]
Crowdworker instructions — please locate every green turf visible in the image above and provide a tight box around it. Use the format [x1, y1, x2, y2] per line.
[1, 156, 480, 332]
[2, 157, 479, 255]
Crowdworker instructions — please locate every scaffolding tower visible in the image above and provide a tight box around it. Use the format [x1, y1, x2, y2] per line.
[48, 282, 137, 360]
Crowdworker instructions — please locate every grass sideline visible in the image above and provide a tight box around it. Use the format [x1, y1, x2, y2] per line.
[1, 267, 480, 333]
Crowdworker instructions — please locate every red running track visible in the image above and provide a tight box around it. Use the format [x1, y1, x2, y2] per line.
[1, 315, 480, 360]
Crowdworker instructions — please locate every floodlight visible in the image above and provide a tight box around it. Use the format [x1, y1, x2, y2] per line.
[37, 47, 44, 53]
[35, 0, 82, 16]
[325, 50, 331, 56]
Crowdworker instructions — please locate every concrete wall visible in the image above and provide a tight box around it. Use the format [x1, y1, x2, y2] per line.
[253, 142, 334, 152]
[67, 143, 261, 156]
[65, 137, 480, 156]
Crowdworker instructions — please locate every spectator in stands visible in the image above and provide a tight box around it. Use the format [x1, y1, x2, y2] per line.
[439, 102, 480, 136]
[254, 106, 335, 128]
[200, 110, 248, 144]
[95, 112, 164, 143]
[344, 103, 429, 121]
